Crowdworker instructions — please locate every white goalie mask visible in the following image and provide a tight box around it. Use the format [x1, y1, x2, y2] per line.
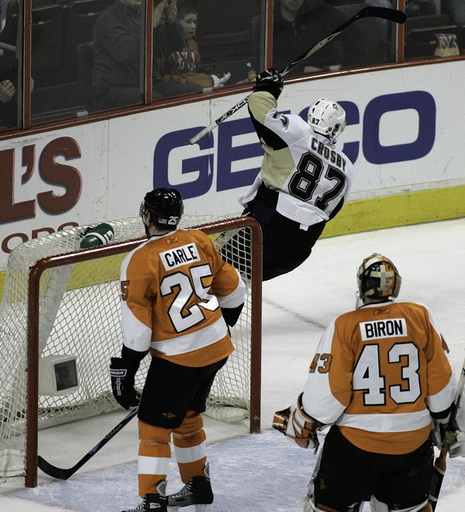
[308, 98, 346, 143]
[356, 253, 402, 308]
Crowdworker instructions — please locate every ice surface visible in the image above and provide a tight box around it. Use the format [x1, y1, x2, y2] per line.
[1, 218, 464, 511]
[14, 431, 317, 512]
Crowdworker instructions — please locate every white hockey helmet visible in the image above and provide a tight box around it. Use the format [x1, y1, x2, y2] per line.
[308, 98, 346, 143]
[356, 253, 402, 307]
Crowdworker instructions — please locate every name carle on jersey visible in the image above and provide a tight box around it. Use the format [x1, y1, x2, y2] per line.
[160, 242, 200, 271]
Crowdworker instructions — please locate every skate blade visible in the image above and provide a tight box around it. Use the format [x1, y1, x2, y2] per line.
[167, 506, 213, 512]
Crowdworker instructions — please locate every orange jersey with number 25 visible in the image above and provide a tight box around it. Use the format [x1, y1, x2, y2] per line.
[120, 228, 246, 367]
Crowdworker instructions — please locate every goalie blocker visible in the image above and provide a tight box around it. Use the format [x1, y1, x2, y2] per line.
[273, 393, 322, 453]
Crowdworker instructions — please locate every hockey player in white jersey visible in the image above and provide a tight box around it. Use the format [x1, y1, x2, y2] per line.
[273, 253, 465, 512]
[238, 68, 354, 281]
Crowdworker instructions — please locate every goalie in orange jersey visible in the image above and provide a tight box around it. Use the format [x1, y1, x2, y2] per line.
[110, 188, 246, 512]
[273, 253, 464, 512]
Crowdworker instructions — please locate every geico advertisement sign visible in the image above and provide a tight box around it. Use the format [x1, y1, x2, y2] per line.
[152, 90, 437, 200]
[0, 89, 439, 263]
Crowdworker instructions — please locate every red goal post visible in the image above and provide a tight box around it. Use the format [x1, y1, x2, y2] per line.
[0, 216, 262, 487]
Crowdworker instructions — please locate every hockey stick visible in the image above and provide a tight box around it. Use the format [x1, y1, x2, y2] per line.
[429, 358, 465, 510]
[189, 6, 406, 145]
[38, 405, 139, 480]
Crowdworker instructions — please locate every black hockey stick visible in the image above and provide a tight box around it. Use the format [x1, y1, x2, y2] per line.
[37, 405, 139, 480]
[189, 6, 406, 144]
[429, 357, 465, 510]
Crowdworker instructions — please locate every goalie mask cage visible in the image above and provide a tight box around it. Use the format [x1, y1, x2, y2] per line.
[0, 215, 262, 487]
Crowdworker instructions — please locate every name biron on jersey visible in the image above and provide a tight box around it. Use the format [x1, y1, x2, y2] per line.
[160, 243, 200, 271]
[311, 137, 346, 171]
[360, 318, 407, 341]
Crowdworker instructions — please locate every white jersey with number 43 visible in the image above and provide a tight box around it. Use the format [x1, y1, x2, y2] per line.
[241, 90, 354, 228]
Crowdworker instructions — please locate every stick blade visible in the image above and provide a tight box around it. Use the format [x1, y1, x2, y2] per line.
[38, 455, 74, 480]
[359, 6, 407, 24]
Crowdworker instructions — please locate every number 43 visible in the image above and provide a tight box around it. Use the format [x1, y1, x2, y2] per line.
[309, 342, 421, 407]
[353, 342, 421, 406]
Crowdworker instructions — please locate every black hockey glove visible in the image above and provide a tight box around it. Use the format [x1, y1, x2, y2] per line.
[110, 357, 140, 410]
[253, 68, 284, 97]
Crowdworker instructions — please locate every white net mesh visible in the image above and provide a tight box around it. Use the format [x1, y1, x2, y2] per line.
[0, 214, 258, 477]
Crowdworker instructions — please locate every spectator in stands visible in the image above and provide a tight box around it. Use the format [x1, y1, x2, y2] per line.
[162, 0, 230, 91]
[0, 0, 7, 27]
[0, 78, 16, 128]
[253, 0, 369, 76]
[405, 0, 438, 17]
[0, 53, 18, 128]
[0, 0, 17, 47]
[92, 0, 199, 110]
[444, 0, 465, 25]
[0, 1, 36, 130]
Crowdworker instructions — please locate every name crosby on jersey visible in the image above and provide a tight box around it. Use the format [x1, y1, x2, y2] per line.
[360, 318, 408, 341]
[160, 242, 201, 271]
[311, 136, 347, 171]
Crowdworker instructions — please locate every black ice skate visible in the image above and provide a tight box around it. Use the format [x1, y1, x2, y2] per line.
[167, 464, 213, 511]
[122, 481, 168, 512]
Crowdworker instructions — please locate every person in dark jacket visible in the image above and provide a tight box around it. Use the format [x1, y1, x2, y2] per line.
[254, 0, 369, 76]
[161, 0, 231, 90]
[92, 0, 199, 110]
[0, 53, 18, 128]
[406, 0, 437, 17]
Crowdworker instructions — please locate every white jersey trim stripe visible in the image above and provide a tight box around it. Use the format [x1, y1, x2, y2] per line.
[217, 269, 247, 308]
[174, 441, 206, 464]
[151, 317, 228, 355]
[121, 302, 153, 352]
[138, 455, 170, 475]
[427, 373, 456, 413]
[336, 409, 432, 433]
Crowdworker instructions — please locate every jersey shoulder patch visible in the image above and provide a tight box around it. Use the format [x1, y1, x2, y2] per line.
[272, 111, 289, 127]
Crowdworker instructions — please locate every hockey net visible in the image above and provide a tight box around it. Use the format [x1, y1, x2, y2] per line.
[0, 215, 262, 485]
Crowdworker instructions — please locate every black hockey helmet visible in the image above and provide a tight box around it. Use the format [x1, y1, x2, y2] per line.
[140, 188, 184, 229]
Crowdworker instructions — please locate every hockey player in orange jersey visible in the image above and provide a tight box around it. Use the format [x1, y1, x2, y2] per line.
[110, 188, 246, 512]
[273, 253, 461, 512]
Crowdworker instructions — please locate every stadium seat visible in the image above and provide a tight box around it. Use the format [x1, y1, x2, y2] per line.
[336, 2, 393, 64]
[405, 14, 463, 59]
[31, 3, 64, 73]
[63, 0, 113, 67]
